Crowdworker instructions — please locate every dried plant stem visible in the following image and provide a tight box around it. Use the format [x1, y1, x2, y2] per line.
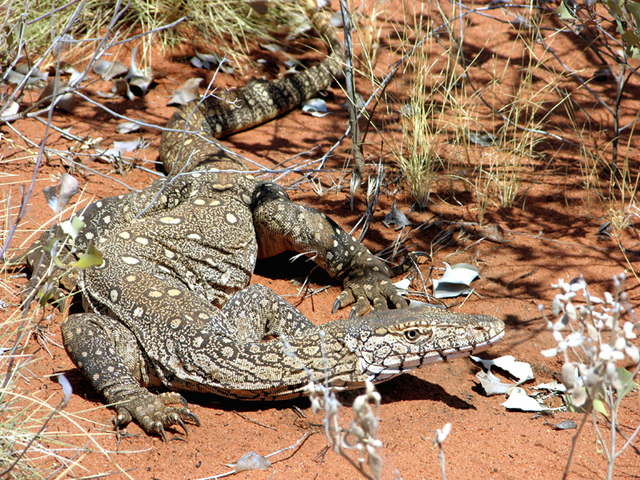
[561, 413, 588, 480]
[338, 0, 365, 207]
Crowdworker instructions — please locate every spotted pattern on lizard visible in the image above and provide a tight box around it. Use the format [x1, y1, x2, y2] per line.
[18, 0, 505, 441]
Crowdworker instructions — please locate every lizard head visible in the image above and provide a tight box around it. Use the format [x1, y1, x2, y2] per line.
[344, 307, 505, 384]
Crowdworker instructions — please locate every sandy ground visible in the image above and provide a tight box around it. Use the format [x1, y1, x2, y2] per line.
[2, 0, 640, 479]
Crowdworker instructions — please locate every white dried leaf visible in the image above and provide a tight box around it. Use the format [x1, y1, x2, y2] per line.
[38, 79, 75, 112]
[168, 77, 203, 106]
[392, 278, 411, 293]
[501, 387, 547, 412]
[43, 173, 79, 213]
[302, 98, 331, 117]
[61, 64, 83, 87]
[58, 374, 73, 407]
[126, 46, 154, 97]
[95, 147, 122, 162]
[228, 451, 271, 472]
[191, 51, 234, 74]
[383, 203, 413, 230]
[531, 381, 567, 393]
[470, 355, 534, 383]
[112, 79, 134, 100]
[93, 60, 128, 81]
[476, 370, 512, 395]
[432, 263, 479, 299]
[7, 65, 48, 86]
[115, 122, 140, 134]
[0, 101, 19, 121]
[113, 138, 144, 152]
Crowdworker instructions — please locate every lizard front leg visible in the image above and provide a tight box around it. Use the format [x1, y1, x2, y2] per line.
[61, 313, 199, 440]
[251, 182, 407, 315]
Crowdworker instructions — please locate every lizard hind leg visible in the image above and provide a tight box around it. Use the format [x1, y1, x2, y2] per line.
[61, 313, 199, 440]
[222, 284, 316, 344]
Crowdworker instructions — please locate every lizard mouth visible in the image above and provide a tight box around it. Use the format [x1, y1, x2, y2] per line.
[361, 329, 506, 383]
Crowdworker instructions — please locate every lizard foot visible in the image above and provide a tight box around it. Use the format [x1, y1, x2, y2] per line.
[335, 262, 408, 316]
[112, 390, 200, 441]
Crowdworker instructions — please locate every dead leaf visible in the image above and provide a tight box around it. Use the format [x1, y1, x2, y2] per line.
[115, 122, 141, 134]
[93, 59, 128, 81]
[0, 101, 19, 121]
[383, 201, 413, 230]
[191, 51, 234, 74]
[225, 451, 271, 472]
[43, 173, 79, 213]
[302, 98, 331, 117]
[126, 46, 154, 97]
[471, 355, 534, 383]
[501, 387, 548, 412]
[168, 77, 203, 106]
[432, 263, 479, 299]
[38, 79, 75, 113]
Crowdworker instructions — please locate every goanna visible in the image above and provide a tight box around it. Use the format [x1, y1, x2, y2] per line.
[19, 0, 505, 440]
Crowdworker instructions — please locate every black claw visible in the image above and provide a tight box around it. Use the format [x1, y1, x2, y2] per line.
[157, 423, 168, 442]
[187, 411, 201, 427]
[176, 417, 189, 437]
[114, 413, 129, 430]
[332, 297, 341, 314]
[348, 308, 356, 321]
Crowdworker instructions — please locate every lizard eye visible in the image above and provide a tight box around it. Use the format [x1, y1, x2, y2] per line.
[404, 329, 420, 342]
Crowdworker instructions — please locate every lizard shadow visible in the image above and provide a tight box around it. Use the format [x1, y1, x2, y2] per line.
[359, 374, 476, 410]
[185, 373, 475, 414]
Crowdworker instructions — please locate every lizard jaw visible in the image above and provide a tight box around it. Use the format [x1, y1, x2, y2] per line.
[360, 328, 506, 384]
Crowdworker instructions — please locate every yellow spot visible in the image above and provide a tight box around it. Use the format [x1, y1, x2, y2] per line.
[226, 212, 237, 224]
[167, 289, 181, 297]
[135, 237, 148, 245]
[118, 231, 130, 239]
[160, 216, 181, 224]
[170, 318, 181, 329]
[134, 307, 144, 317]
[210, 200, 221, 206]
[194, 199, 206, 205]
[164, 249, 175, 259]
[148, 290, 162, 298]
[187, 233, 201, 240]
[121, 256, 140, 265]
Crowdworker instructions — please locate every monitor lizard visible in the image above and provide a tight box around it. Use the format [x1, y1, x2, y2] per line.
[17, 0, 505, 441]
